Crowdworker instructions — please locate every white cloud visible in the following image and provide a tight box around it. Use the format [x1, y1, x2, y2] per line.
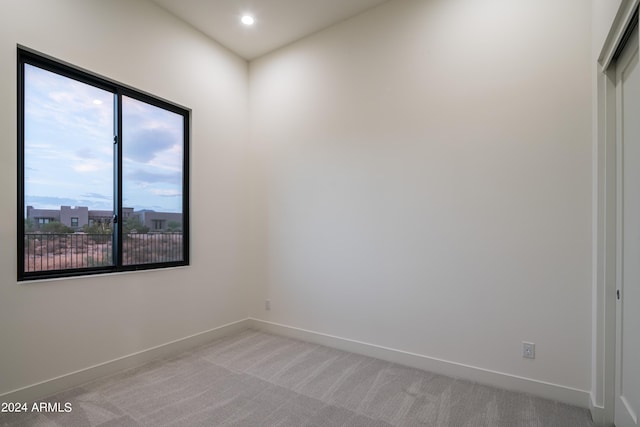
[150, 189, 181, 197]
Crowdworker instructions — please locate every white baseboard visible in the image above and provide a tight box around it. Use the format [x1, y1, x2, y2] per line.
[589, 394, 612, 427]
[0, 318, 252, 403]
[2, 317, 593, 414]
[248, 318, 592, 410]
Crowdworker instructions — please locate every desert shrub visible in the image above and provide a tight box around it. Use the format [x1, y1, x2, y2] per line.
[41, 221, 73, 234]
[167, 221, 181, 232]
[123, 217, 149, 235]
[83, 223, 113, 243]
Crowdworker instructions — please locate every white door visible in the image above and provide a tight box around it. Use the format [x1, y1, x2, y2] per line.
[616, 24, 640, 427]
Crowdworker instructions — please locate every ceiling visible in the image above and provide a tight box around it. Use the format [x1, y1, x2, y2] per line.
[150, 0, 389, 60]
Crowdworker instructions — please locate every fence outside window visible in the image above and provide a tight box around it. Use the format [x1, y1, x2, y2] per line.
[23, 233, 184, 272]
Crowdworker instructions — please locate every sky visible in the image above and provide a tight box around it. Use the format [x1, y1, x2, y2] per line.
[24, 64, 184, 215]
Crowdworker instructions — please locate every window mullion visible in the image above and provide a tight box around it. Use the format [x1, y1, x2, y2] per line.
[114, 92, 123, 269]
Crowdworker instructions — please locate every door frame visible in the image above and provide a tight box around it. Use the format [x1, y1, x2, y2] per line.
[593, 1, 639, 425]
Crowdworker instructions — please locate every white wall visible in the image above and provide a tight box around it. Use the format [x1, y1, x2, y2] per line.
[593, 0, 625, 61]
[0, 0, 251, 396]
[250, 0, 593, 395]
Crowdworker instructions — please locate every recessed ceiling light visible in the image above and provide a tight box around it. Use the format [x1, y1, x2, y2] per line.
[241, 15, 255, 26]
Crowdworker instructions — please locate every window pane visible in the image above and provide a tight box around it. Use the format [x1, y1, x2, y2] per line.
[122, 96, 184, 265]
[23, 64, 114, 272]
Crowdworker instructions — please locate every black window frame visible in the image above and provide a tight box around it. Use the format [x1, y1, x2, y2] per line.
[18, 47, 190, 281]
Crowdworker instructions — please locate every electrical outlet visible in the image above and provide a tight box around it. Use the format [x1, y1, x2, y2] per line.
[522, 342, 535, 359]
[265, 299, 271, 311]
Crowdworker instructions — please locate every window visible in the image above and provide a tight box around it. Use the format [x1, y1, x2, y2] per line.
[18, 48, 189, 280]
[153, 220, 164, 230]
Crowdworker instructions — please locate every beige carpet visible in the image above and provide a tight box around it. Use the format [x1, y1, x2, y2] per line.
[0, 330, 593, 426]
